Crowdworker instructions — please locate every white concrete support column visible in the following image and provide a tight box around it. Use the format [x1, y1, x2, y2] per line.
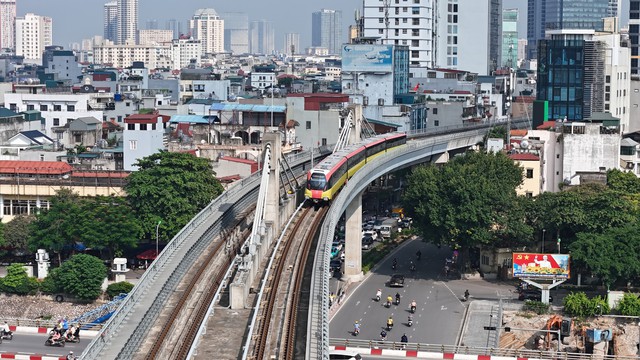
[342, 191, 364, 282]
[348, 104, 363, 145]
[264, 132, 281, 235]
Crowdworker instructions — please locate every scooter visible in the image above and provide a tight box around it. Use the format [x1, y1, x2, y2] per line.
[407, 317, 413, 327]
[45, 335, 65, 347]
[1, 330, 12, 340]
[395, 296, 401, 306]
[392, 263, 397, 271]
[353, 327, 360, 336]
[410, 305, 416, 313]
[386, 299, 392, 308]
[375, 293, 381, 302]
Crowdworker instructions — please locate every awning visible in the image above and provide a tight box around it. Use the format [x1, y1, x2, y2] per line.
[136, 249, 158, 260]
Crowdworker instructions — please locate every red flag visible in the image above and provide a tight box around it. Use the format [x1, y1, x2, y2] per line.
[412, 83, 419, 92]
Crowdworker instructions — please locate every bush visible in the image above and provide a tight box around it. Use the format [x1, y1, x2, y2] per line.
[617, 293, 640, 316]
[40, 268, 62, 294]
[106, 281, 134, 298]
[563, 292, 610, 317]
[55, 254, 107, 301]
[523, 300, 549, 315]
[1, 263, 38, 295]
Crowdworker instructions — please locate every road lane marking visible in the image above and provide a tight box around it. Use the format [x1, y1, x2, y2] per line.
[437, 281, 466, 306]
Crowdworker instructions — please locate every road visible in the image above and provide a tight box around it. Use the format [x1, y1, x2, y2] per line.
[0, 332, 93, 357]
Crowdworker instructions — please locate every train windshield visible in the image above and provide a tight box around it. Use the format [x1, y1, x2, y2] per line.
[308, 172, 327, 190]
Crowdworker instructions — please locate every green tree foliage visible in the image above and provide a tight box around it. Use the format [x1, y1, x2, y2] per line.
[607, 169, 640, 194]
[3, 215, 35, 255]
[55, 254, 107, 301]
[616, 293, 640, 316]
[105, 281, 134, 298]
[1, 263, 38, 295]
[483, 126, 507, 145]
[563, 292, 610, 317]
[403, 151, 527, 258]
[40, 269, 62, 294]
[569, 224, 640, 286]
[125, 151, 224, 241]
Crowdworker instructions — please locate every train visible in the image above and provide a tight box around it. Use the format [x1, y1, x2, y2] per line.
[305, 132, 407, 202]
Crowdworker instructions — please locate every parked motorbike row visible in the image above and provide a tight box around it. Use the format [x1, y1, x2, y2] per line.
[45, 325, 80, 347]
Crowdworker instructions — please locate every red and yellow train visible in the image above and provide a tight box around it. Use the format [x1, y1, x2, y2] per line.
[305, 133, 407, 202]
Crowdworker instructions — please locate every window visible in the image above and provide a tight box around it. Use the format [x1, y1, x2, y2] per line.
[128, 123, 135, 130]
[152, 123, 157, 130]
[379, 29, 384, 34]
[379, 18, 384, 23]
[379, 7, 384, 12]
[306, 121, 311, 130]
[9, 103, 16, 111]
[526, 169, 534, 178]
[129, 140, 137, 150]
[126, 102, 131, 107]
[40, 105, 48, 111]
[432, 108, 438, 114]
[434, 120, 439, 126]
[53, 118, 60, 126]
[606, 75, 611, 83]
[40, 154, 44, 161]
[140, 124, 147, 130]
[67, 105, 75, 111]
[74, 134, 82, 143]
[412, 18, 420, 25]
[53, 104, 61, 111]
[27, 104, 34, 111]
[411, 50, 419, 58]
[525, 192, 533, 198]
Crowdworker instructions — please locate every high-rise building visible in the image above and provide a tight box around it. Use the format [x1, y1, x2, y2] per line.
[221, 12, 248, 54]
[117, 0, 138, 45]
[630, 0, 640, 75]
[104, 1, 118, 43]
[284, 33, 300, 55]
[607, 0, 621, 18]
[15, 13, 53, 65]
[434, 0, 501, 75]
[0, 0, 16, 50]
[249, 20, 274, 55]
[502, 8, 519, 69]
[189, 8, 224, 55]
[165, 19, 182, 39]
[527, 0, 609, 59]
[312, 9, 342, 55]
[362, 0, 434, 67]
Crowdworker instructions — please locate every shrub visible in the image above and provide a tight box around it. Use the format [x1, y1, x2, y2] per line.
[617, 293, 640, 316]
[563, 292, 610, 317]
[523, 300, 549, 315]
[40, 268, 62, 294]
[1, 263, 38, 295]
[55, 254, 107, 301]
[106, 281, 134, 298]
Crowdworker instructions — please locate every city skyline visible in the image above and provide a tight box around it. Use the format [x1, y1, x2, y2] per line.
[16, 1, 531, 52]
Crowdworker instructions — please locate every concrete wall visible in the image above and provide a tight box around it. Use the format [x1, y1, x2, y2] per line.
[562, 124, 619, 183]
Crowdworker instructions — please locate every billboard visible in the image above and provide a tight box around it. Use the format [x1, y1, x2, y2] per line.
[342, 44, 393, 72]
[512, 253, 570, 279]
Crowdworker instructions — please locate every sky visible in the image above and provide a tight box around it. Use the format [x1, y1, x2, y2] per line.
[17, 0, 532, 51]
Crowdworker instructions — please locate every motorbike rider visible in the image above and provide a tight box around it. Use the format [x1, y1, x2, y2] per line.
[386, 295, 393, 307]
[401, 333, 409, 349]
[1, 321, 10, 336]
[416, 250, 422, 260]
[464, 289, 470, 301]
[65, 324, 77, 341]
[375, 288, 382, 301]
[387, 316, 394, 330]
[353, 321, 360, 334]
[392, 257, 398, 269]
[408, 314, 413, 326]
[395, 292, 401, 304]
[410, 299, 417, 312]
[66, 351, 76, 360]
[380, 329, 387, 341]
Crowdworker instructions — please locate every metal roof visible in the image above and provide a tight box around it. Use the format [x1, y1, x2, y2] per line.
[210, 103, 286, 113]
[170, 115, 211, 124]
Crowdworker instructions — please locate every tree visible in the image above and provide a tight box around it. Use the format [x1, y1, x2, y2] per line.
[402, 151, 526, 267]
[125, 151, 224, 242]
[617, 293, 640, 316]
[607, 169, 640, 194]
[3, 215, 35, 255]
[106, 281, 134, 298]
[54, 254, 107, 301]
[29, 189, 84, 265]
[1, 263, 38, 295]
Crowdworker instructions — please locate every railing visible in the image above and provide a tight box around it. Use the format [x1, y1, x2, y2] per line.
[330, 338, 639, 360]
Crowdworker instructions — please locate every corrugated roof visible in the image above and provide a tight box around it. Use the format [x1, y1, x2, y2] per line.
[621, 138, 639, 147]
[210, 103, 286, 113]
[0, 108, 19, 118]
[509, 153, 540, 161]
[366, 118, 400, 128]
[0, 160, 73, 174]
[170, 115, 210, 124]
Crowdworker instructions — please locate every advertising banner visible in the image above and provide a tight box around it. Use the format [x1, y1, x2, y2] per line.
[342, 44, 394, 72]
[512, 253, 570, 279]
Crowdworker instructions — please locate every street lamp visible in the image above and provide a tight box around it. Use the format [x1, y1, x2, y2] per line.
[542, 229, 546, 253]
[155, 220, 162, 260]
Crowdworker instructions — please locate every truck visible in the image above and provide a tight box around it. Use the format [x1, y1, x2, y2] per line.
[379, 218, 399, 238]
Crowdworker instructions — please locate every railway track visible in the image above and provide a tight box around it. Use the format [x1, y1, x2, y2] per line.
[249, 204, 328, 359]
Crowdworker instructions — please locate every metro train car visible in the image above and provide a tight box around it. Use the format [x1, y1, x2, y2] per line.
[305, 133, 407, 202]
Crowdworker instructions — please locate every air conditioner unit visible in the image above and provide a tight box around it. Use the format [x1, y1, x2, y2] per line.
[378, 98, 385, 106]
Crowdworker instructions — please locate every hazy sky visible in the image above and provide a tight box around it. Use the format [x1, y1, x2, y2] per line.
[17, 0, 532, 50]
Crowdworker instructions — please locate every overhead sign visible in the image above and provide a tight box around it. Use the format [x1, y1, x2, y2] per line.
[512, 253, 570, 279]
[342, 44, 393, 72]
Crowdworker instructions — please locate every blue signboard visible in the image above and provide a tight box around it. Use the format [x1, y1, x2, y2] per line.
[342, 44, 393, 72]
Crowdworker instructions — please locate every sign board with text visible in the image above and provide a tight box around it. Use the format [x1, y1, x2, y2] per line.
[512, 253, 570, 279]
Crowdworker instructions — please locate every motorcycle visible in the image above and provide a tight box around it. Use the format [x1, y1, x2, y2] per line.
[395, 295, 401, 305]
[392, 263, 397, 270]
[386, 299, 392, 308]
[410, 264, 416, 272]
[353, 327, 360, 336]
[407, 317, 413, 327]
[462, 292, 470, 302]
[45, 335, 65, 347]
[410, 304, 416, 313]
[387, 321, 394, 331]
[1, 330, 12, 340]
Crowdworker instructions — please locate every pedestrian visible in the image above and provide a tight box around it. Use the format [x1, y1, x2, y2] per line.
[329, 292, 335, 307]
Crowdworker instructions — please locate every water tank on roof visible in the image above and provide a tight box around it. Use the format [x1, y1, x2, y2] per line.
[114, 93, 123, 101]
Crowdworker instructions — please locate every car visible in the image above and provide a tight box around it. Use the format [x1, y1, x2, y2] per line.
[361, 236, 374, 250]
[362, 230, 378, 241]
[518, 290, 553, 302]
[331, 246, 341, 259]
[330, 259, 342, 273]
[388, 273, 405, 287]
[362, 223, 374, 231]
[329, 350, 362, 360]
[373, 219, 384, 231]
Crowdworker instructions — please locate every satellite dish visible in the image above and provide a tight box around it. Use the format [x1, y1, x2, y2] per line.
[520, 140, 530, 149]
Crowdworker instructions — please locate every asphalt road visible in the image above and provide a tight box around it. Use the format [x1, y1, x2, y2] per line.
[330, 238, 472, 345]
[0, 332, 92, 357]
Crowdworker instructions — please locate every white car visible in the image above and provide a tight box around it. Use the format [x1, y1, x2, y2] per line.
[362, 230, 378, 241]
[330, 350, 362, 360]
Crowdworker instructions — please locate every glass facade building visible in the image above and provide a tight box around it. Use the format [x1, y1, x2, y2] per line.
[501, 9, 518, 69]
[393, 45, 409, 98]
[630, 0, 640, 75]
[311, 9, 342, 55]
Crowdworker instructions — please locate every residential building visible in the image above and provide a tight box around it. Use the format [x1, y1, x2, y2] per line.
[15, 13, 53, 65]
[361, 0, 434, 67]
[0, 130, 55, 161]
[527, 0, 609, 60]
[250, 64, 276, 93]
[502, 9, 519, 69]
[190, 8, 224, 55]
[221, 12, 249, 54]
[249, 20, 274, 55]
[312, 9, 342, 55]
[45, 50, 82, 83]
[138, 29, 173, 45]
[286, 93, 350, 149]
[509, 153, 542, 197]
[52, 116, 102, 149]
[92, 42, 172, 69]
[434, 0, 502, 75]
[122, 112, 170, 171]
[630, 0, 640, 75]
[630, 77, 640, 133]
[608, 0, 621, 18]
[0, 0, 16, 50]
[284, 33, 300, 56]
[117, 0, 138, 45]
[104, 1, 118, 43]
[171, 38, 202, 70]
[179, 70, 229, 104]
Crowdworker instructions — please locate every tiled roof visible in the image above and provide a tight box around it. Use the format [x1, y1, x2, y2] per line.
[0, 161, 73, 175]
[220, 156, 257, 165]
[509, 153, 540, 161]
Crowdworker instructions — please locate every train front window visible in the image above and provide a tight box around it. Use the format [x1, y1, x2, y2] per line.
[308, 173, 327, 190]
